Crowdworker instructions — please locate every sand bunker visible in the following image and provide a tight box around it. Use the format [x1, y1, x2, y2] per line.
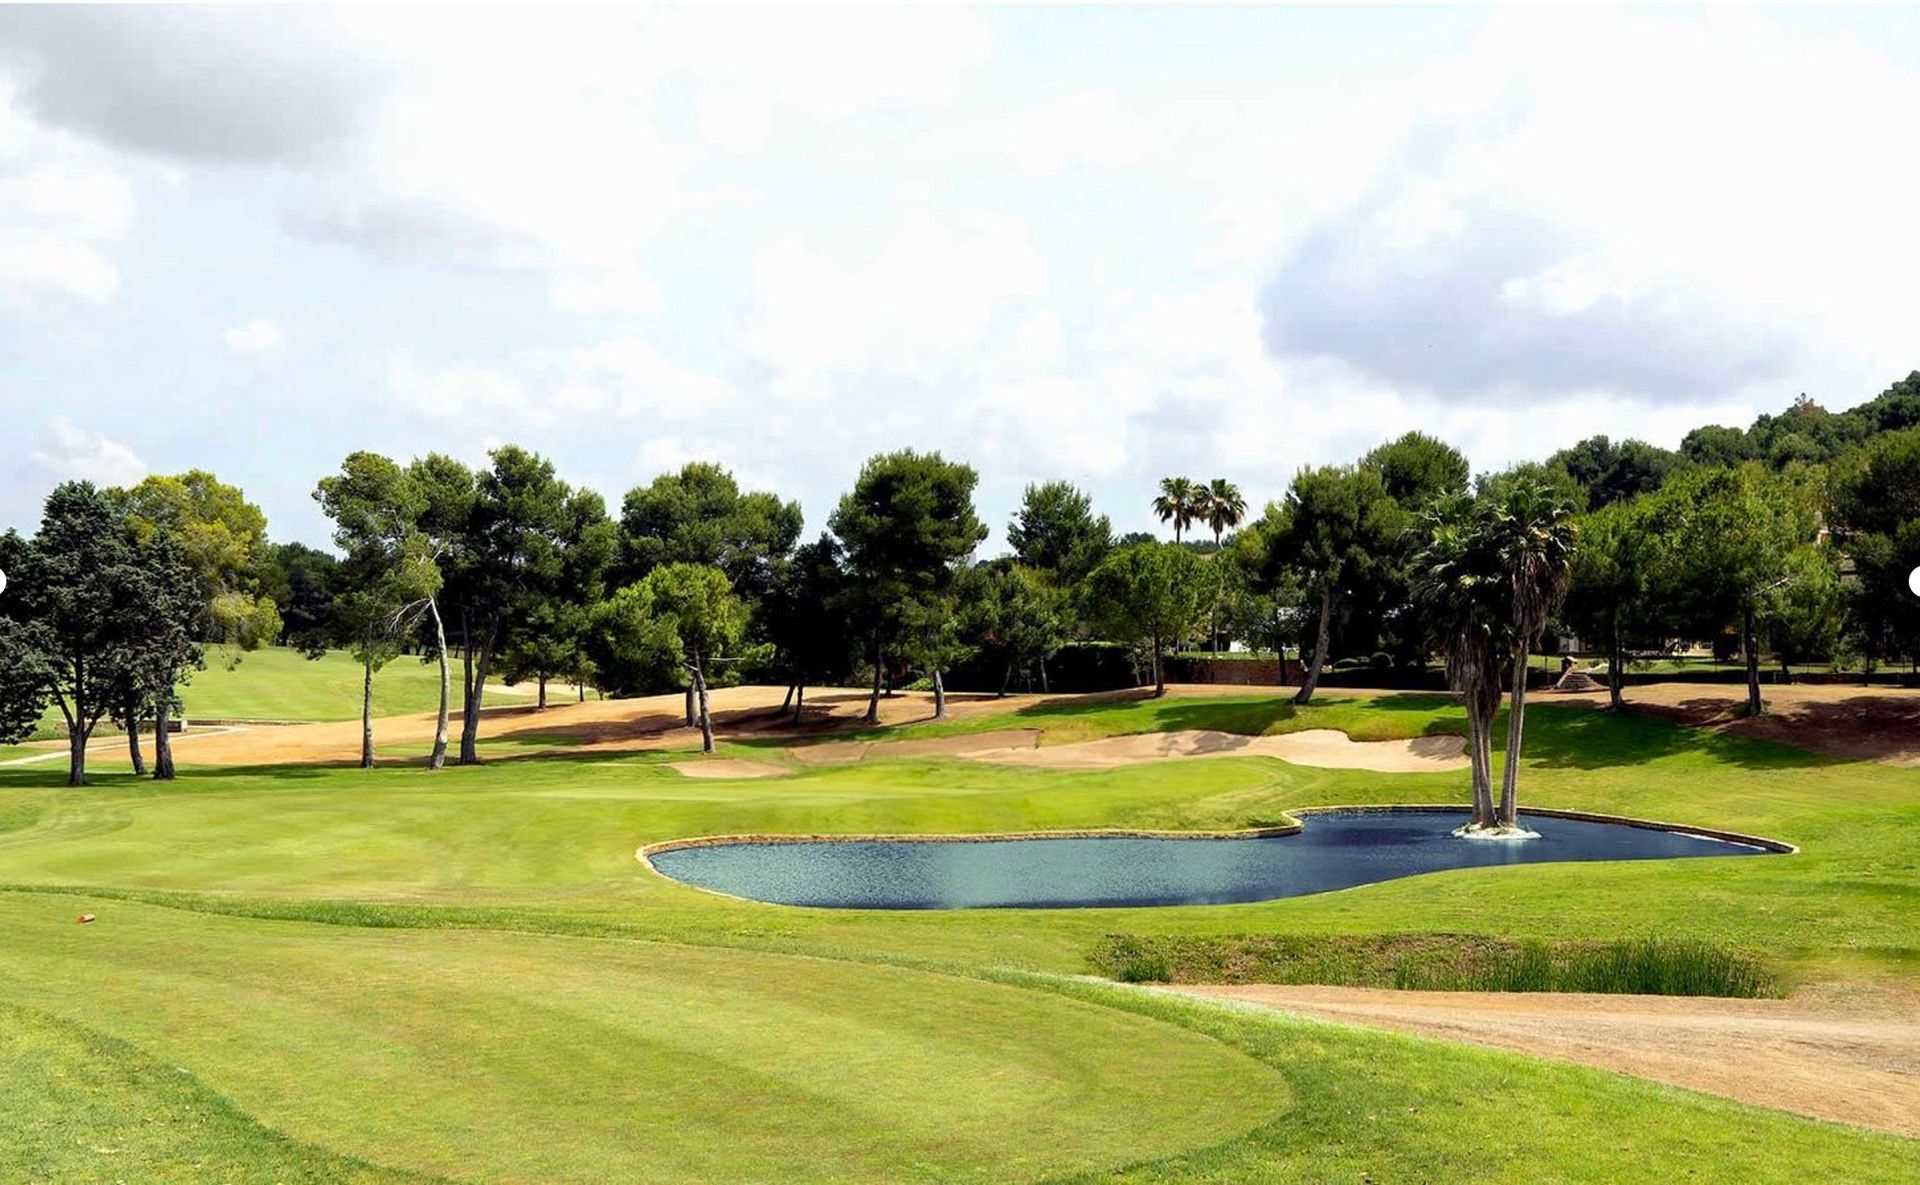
[789, 728, 1042, 765]
[966, 728, 1468, 773]
[1162, 983, 1920, 1138]
[667, 758, 790, 779]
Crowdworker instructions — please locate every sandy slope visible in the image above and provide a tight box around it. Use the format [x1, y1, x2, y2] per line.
[965, 728, 1469, 773]
[1162, 983, 1920, 1137]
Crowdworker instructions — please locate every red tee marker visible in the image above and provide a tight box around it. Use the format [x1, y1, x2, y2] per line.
[76, 914, 96, 924]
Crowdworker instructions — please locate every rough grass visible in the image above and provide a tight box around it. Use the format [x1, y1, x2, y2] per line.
[1089, 933, 1785, 997]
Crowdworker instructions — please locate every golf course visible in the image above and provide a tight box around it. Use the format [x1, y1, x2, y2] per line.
[3, 655, 1917, 1183]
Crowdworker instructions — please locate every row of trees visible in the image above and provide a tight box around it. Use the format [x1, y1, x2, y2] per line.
[5, 372, 1917, 787]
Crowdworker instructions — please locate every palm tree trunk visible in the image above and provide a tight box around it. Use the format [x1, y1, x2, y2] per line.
[1293, 583, 1333, 705]
[1500, 647, 1529, 827]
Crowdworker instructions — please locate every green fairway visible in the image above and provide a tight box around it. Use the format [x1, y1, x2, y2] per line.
[2, 691, 1916, 1181]
[24, 644, 553, 737]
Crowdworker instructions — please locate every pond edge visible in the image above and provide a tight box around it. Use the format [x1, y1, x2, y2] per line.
[636, 804, 1797, 884]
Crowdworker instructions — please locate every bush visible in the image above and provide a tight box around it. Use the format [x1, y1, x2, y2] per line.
[1088, 933, 1782, 998]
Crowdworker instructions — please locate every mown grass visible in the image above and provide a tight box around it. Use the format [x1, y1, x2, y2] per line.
[1089, 933, 1785, 997]
[0, 690, 1916, 1180]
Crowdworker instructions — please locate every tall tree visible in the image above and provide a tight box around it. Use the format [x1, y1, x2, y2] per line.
[403, 452, 477, 769]
[1006, 481, 1112, 586]
[1546, 435, 1681, 510]
[1082, 542, 1207, 696]
[1828, 426, 1920, 676]
[829, 450, 987, 723]
[1200, 478, 1246, 548]
[435, 446, 609, 764]
[1647, 464, 1819, 716]
[1487, 478, 1578, 828]
[0, 484, 184, 786]
[1278, 465, 1407, 704]
[1151, 477, 1202, 544]
[260, 542, 340, 645]
[762, 534, 855, 721]
[118, 470, 279, 775]
[963, 564, 1069, 697]
[591, 564, 745, 753]
[1561, 498, 1660, 709]
[1362, 432, 1471, 509]
[616, 462, 802, 605]
[314, 453, 443, 768]
[1410, 492, 1509, 831]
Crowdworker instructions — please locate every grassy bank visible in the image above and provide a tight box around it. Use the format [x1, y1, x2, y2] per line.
[1090, 933, 1785, 996]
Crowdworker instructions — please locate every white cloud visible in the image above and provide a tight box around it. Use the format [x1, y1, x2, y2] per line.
[385, 337, 734, 429]
[0, 81, 130, 307]
[223, 318, 285, 356]
[29, 417, 146, 487]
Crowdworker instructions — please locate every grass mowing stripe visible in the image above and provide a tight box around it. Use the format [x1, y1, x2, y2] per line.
[0, 1003, 445, 1185]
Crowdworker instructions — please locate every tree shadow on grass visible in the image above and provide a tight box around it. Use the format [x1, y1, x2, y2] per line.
[1515, 702, 1837, 772]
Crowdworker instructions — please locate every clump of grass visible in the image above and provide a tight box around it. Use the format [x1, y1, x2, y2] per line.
[1090, 933, 1783, 998]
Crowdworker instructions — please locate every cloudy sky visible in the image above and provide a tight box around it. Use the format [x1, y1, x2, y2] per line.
[4, 5, 1918, 550]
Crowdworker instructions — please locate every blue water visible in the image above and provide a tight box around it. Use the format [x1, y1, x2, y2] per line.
[649, 810, 1775, 910]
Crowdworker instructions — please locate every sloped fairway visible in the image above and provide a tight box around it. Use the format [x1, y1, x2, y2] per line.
[0, 895, 1281, 1185]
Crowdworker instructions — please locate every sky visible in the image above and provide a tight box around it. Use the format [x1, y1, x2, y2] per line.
[3, 5, 1918, 552]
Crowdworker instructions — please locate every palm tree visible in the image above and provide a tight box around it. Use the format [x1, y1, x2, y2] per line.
[1202, 478, 1246, 547]
[1152, 477, 1201, 544]
[1489, 478, 1578, 829]
[1410, 492, 1508, 830]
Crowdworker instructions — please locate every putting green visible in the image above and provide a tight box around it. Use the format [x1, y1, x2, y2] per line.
[0, 894, 1285, 1184]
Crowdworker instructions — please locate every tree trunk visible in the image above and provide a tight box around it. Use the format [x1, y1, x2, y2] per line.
[458, 615, 495, 764]
[999, 658, 1014, 697]
[1500, 648, 1530, 827]
[68, 725, 89, 787]
[793, 683, 805, 723]
[152, 667, 176, 781]
[1039, 655, 1049, 694]
[427, 598, 450, 771]
[1607, 609, 1625, 710]
[693, 658, 714, 754]
[537, 674, 548, 709]
[932, 669, 946, 718]
[781, 684, 795, 713]
[1465, 697, 1492, 828]
[683, 685, 695, 728]
[1779, 653, 1793, 684]
[578, 682, 585, 703]
[124, 702, 146, 776]
[1152, 633, 1166, 697]
[1293, 583, 1333, 706]
[865, 633, 883, 724]
[360, 650, 375, 769]
[1742, 601, 1763, 717]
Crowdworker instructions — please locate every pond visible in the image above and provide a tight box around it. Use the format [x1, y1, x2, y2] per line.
[646, 809, 1780, 910]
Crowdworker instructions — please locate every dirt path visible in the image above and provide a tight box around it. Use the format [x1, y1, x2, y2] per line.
[1162, 983, 1920, 1137]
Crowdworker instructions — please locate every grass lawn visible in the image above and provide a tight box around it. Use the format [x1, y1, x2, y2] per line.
[23, 644, 556, 739]
[1, 691, 1916, 1181]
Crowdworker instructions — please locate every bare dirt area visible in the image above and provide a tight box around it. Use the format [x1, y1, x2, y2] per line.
[1163, 982, 1920, 1137]
[667, 758, 791, 779]
[1546, 683, 1920, 766]
[967, 728, 1468, 773]
[788, 728, 1042, 765]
